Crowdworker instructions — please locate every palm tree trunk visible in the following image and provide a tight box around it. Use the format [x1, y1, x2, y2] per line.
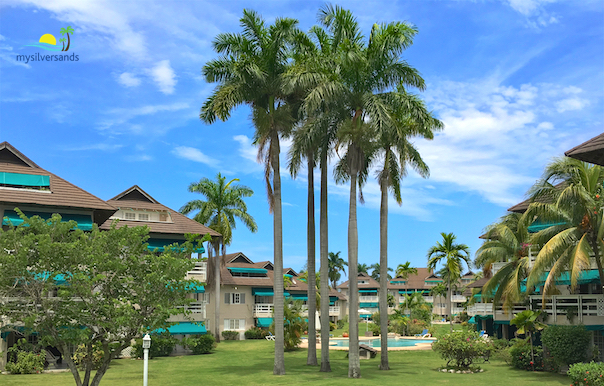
[379, 175, 389, 370]
[448, 278, 453, 333]
[65, 33, 71, 51]
[529, 331, 534, 369]
[590, 238, 604, 294]
[272, 135, 286, 375]
[214, 242, 221, 342]
[320, 150, 331, 372]
[306, 156, 318, 366]
[348, 172, 361, 378]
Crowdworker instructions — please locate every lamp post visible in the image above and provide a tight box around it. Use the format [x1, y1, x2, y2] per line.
[142, 334, 151, 386]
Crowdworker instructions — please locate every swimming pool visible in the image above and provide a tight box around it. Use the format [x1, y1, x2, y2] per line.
[330, 337, 435, 348]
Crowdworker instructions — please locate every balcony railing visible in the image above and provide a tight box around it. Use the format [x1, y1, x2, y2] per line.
[494, 303, 529, 320]
[530, 294, 604, 324]
[359, 296, 379, 302]
[329, 306, 340, 316]
[467, 303, 493, 316]
[253, 303, 274, 317]
[451, 295, 467, 302]
[422, 296, 434, 303]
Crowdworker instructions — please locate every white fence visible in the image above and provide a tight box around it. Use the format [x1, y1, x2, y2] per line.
[253, 303, 274, 317]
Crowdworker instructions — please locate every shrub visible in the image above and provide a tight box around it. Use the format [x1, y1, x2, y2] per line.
[184, 334, 215, 354]
[221, 330, 239, 340]
[410, 305, 433, 324]
[568, 361, 604, 386]
[72, 343, 104, 370]
[244, 327, 268, 340]
[509, 339, 544, 371]
[336, 319, 345, 329]
[5, 340, 45, 374]
[432, 330, 489, 369]
[407, 319, 428, 336]
[329, 322, 336, 331]
[541, 325, 590, 367]
[133, 334, 177, 359]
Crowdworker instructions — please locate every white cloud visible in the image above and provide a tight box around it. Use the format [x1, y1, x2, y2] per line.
[99, 101, 190, 132]
[63, 143, 124, 151]
[117, 72, 141, 87]
[555, 97, 589, 113]
[233, 135, 260, 165]
[505, 0, 559, 28]
[149, 60, 176, 94]
[172, 146, 219, 168]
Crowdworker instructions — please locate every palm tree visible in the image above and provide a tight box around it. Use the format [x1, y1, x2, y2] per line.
[395, 262, 418, 281]
[522, 157, 604, 297]
[180, 173, 257, 342]
[369, 263, 393, 282]
[288, 121, 320, 366]
[60, 26, 74, 51]
[476, 213, 531, 311]
[357, 263, 370, 275]
[59, 38, 66, 51]
[328, 251, 347, 289]
[510, 310, 546, 368]
[200, 11, 300, 374]
[427, 232, 471, 332]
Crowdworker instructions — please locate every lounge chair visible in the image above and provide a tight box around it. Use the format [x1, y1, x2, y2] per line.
[265, 331, 276, 341]
[479, 330, 489, 339]
[414, 329, 429, 337]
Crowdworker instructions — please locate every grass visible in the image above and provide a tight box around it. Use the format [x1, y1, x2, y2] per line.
[1, 340, 569, 386]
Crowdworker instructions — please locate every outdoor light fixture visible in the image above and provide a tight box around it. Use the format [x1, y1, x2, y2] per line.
[143, 334, 151, 386]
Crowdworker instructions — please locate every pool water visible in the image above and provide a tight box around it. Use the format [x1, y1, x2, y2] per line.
[331, 338, 435, 348]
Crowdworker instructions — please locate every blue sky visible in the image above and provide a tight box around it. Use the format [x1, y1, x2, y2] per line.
[1, 0, 602, 282]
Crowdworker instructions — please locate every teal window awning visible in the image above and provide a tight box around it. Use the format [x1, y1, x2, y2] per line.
[468, 316, 476, 324]
[390, 280, 406, 284]
[3, 210, 93, 231]
[528, 220, 567, 233]
[228, 267, 268, 274]
[187, 284, 204, 293]
[400, 289, 430, 294]
[359, 289, 377, 293]
[284, 274, 293, 278]
[360, 302, 378, 308]
[154, 322, 206, 335]
[290, 294, 308, 301]
[0, 172, 50, 187]
[147, 238, 205, 253]
[257, 318, 273, 328]
[521, 270, 600, 287]
[253, 288, 289, 297]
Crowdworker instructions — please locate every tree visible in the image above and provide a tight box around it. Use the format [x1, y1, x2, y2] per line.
[395, 261, 418, 282]
[427, 232, 471, 332]
[59, 38, 66, 51]
[357, 263, 370, 275]
[180, 173, 257, 342]
[510, 310, 546, 369]
[200, 10, 300, 374]
[328, 251, 347, 289]
[60, 26, 74, 51]
[369, 263, 393, 282]
[522, 157, 604, 297]
[476, 213, 530, 311]
[0, 212, 207, 386]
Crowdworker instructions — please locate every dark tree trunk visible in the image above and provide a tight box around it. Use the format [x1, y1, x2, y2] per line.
[320, 150, 331, 372]
[306, 155, 318, 366]
[65, 33, 71, 51]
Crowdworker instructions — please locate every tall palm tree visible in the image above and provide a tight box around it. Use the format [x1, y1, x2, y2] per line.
[59, 38, 66, 51]
[180, 173, 257, 342]
[60, 26, 74, 51]
[357, 263, 370, 275]
[200, 10, 300, 374]
[475, 213, 531, 311]
[288, 120, 320, 366]
[522, 157, 604, 296]
[369, 263, 393, 282]
[328, 251, 347, 289]
[427, 232, 471, 332]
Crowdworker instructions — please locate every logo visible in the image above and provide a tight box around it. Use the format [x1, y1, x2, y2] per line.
[17, 26, 79, 63]
[25, 26, 74, 51]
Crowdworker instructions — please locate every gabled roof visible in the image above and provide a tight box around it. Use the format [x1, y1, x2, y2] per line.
[0, 142, 116, 224]
[101, 185, 220, 237]
[337, 272, 380, 290]
[507, 182, 566, 213]
[565, 132, 604, 166]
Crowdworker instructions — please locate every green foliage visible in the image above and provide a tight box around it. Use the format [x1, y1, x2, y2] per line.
[509, 339, 544, 371]
[390, 317, 409, 336]
[133, 334, 177, 359]
[244, 327, 269, 339]
[407, 319, 429, 336]
[184, 334, 215, 355]
[5, 340, 45, 374]
[329, 322, 336, 331]
[568, 361, 604, 386]
[221, 330, 239, 340]
[431, 330, 490, 369]
[541, 325, 590, 366]
[336, 319, 345, 329]
[410, 304, 433, 324]
[72, 343, 105, 370]
[280, 299, 305, 351]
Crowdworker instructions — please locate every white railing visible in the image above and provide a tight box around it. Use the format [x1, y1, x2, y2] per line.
[451, 307, 465, 314]
[253, 303, 274, 317]
[451, 295, 467, 302]
[329, 306, 340, 315]
[494, 303, 529, 320]
[177, 302, 206, 318]
[422, 296, 434, 303]
[467, 303, 493, 316]
[529, 294, 604, 324]
[359, 296, 379, 302]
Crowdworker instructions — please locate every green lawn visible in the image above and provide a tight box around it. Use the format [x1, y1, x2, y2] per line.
[1, 340, 569, 386]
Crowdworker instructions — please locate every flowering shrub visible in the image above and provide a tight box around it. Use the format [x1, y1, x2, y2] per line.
[72, 343, 105, 370]
[5, 340, 45, 374]
[509, 340, 544, 371]
[568, 361, 604, 386]
[432, 330, 489, 369]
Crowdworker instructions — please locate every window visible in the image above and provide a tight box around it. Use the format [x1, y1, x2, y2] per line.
[138, 213, 150, 221]
[125, 212, 136, 220]
[224, 319, 245, 330]
[195, 293, 208, 303]
[224, 292, 245, 304]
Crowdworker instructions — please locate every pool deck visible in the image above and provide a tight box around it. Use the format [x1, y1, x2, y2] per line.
[299, 336, 434, 351]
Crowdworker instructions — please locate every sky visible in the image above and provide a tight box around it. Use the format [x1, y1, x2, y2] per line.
[0, 0, 602, 283]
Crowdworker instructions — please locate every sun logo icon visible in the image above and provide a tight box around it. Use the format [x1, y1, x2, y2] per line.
[26, 26, 74, 51]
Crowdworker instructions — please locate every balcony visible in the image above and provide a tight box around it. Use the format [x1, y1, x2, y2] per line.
[451, 295, 467, 302]
[422, 296, 434, 303]
[253, 303, 274, 317]
[467, 303, 493, 316]
[359, 296, 379, 303]
[329, 306, 340, 316]
[530, 294, 604, 325]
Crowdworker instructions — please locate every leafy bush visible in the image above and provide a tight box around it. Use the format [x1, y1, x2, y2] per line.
[568, 361, 604, 386]
[432, 330, 489, 369]
[336, 319, 345, 329]
[133, 334, 177, 359]
[390, 317, 409, 336]
[329, 322, 336, 331]
[407, 319, 429, 336]
[244, 327, 268, 340]
[5, 340, 45, 374]
[72, 343, 104, 370]
[184, 334, 215, 354]
[221, 330, 239, 340]
[509, 339, 544, 371]
[541, 325, 590, 367]
[410, 305, 433, 325]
